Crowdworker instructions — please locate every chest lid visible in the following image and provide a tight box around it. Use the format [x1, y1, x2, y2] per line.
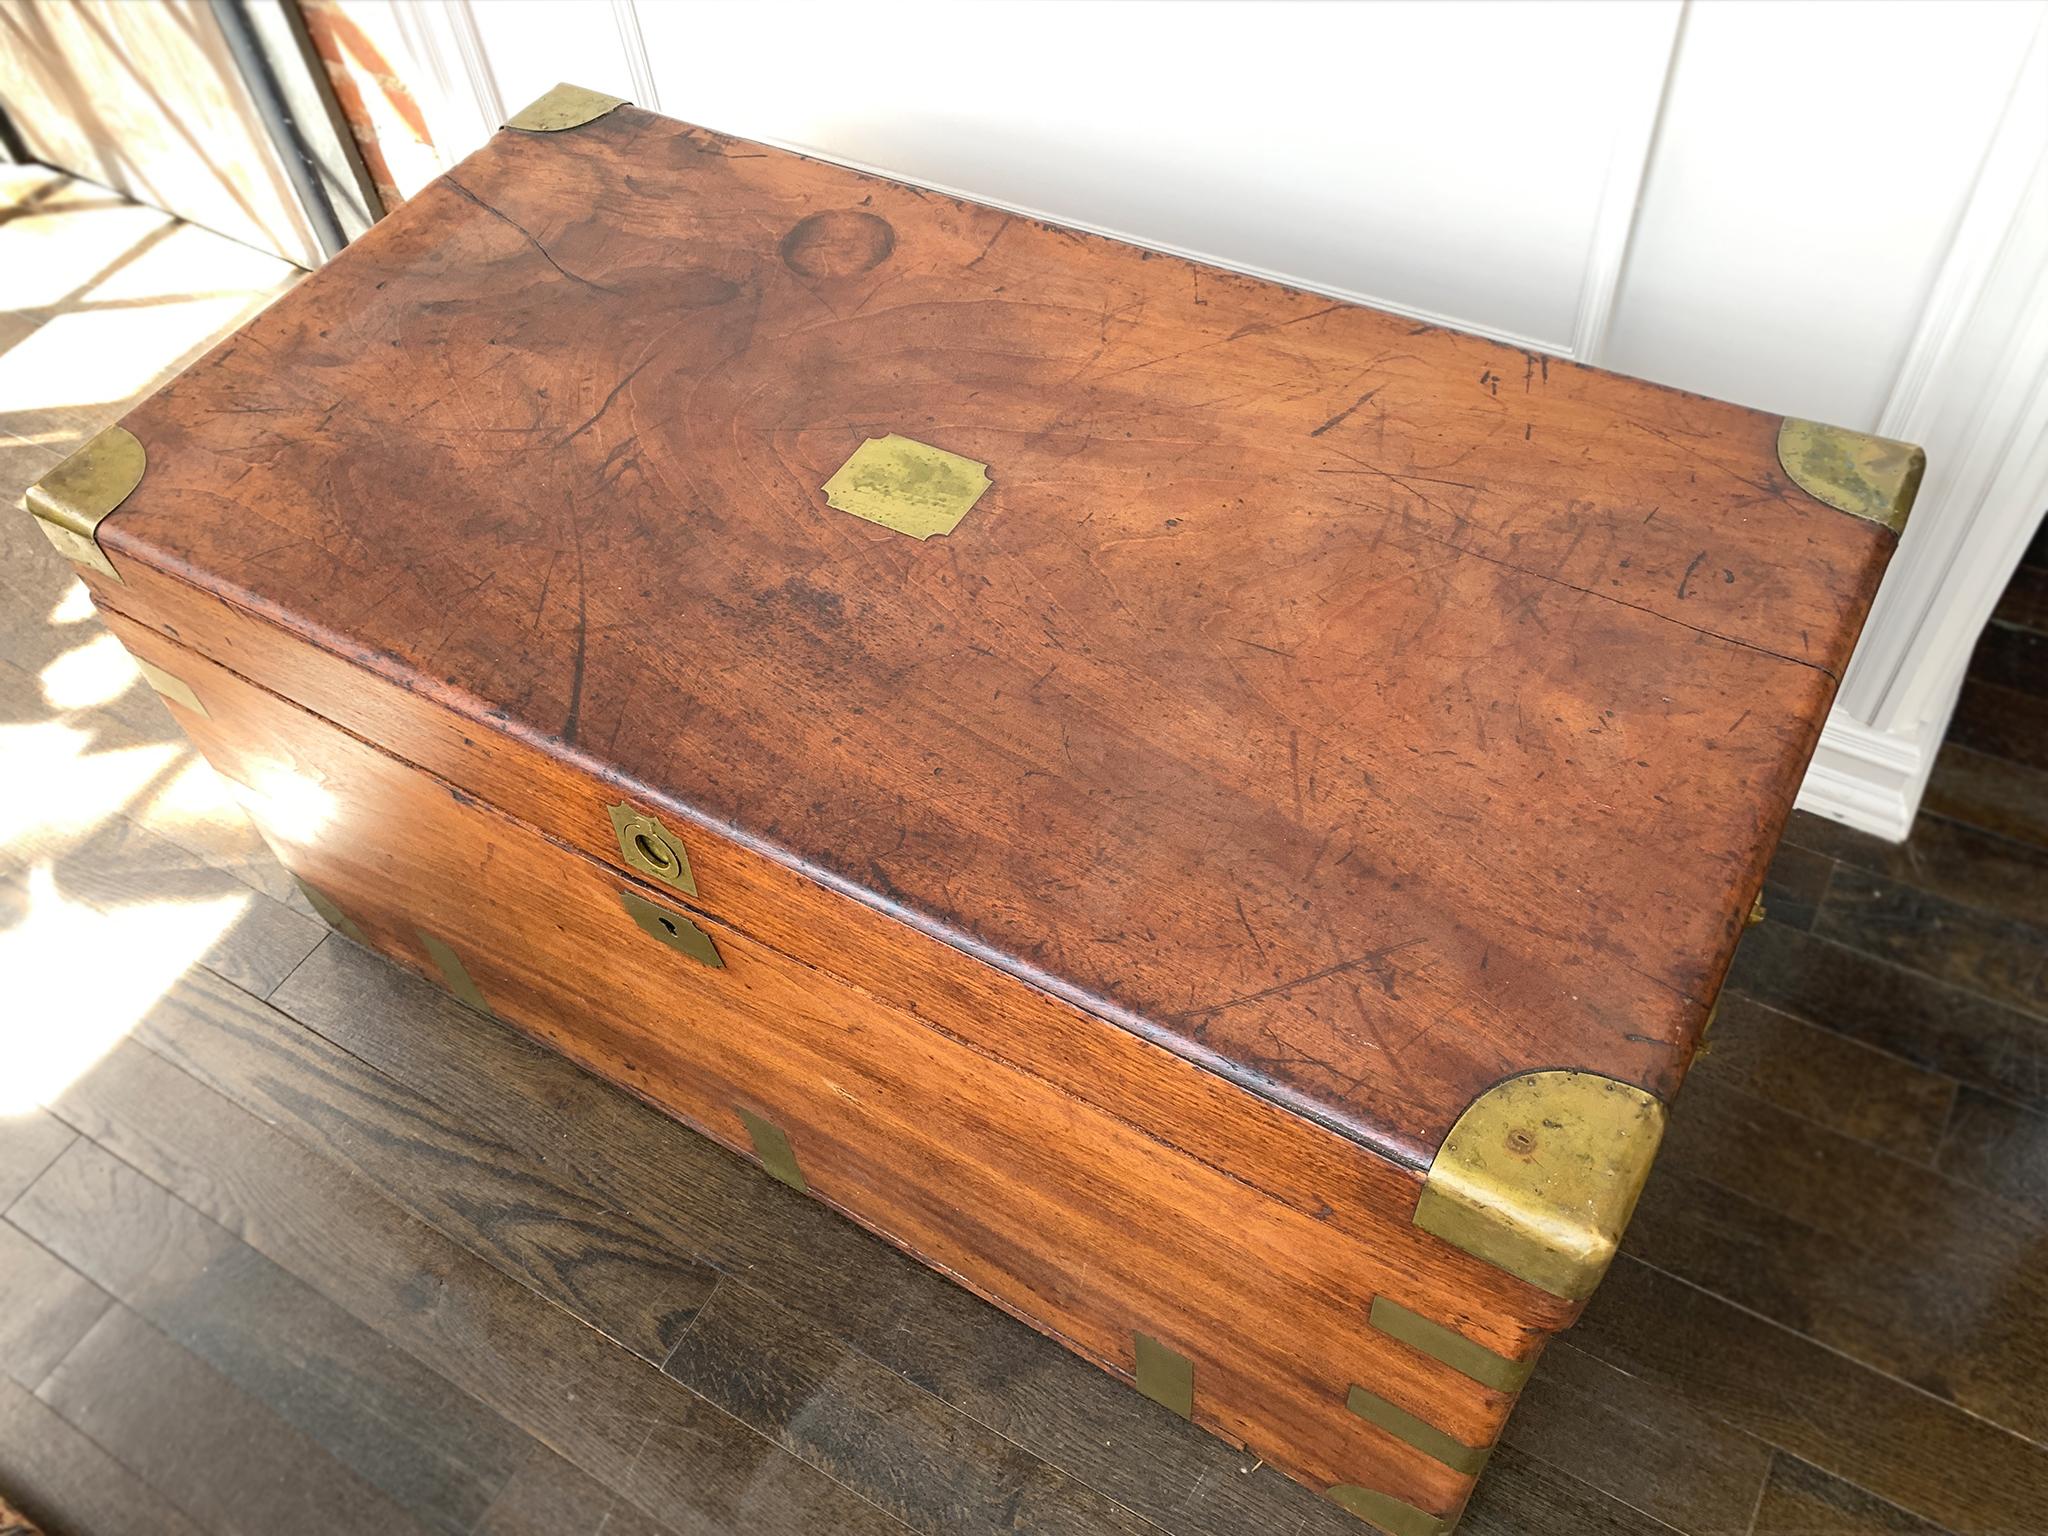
[72, 89, 1913, 1172]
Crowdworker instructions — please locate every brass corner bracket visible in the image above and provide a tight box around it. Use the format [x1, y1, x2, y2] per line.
[505, 83, 628, 133]
[1777, 418, 1926, 536]
[25, 425, 146, 581]
[1413, 1069, 1666, 1303]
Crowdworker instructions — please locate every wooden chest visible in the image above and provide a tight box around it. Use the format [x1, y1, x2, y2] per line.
[27, 84, 1921, 1534]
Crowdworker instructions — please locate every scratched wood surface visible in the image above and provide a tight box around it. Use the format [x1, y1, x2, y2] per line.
[107, 615, 1551, 1520]
[97, 106, 1895, 1165]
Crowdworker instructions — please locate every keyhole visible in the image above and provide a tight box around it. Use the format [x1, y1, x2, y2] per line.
[658, 916, 678, 935]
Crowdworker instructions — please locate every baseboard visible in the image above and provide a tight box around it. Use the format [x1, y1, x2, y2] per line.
[1794, 709, 1942, 842]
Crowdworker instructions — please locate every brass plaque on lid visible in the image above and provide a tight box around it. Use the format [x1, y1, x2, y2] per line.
[822, 434, 991, 540]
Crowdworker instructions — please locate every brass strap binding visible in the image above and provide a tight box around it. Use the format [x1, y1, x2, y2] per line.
[296, 877, 366, 946]
[25, 426, 146, 581]
[1327, 1485, 1453, 1536]
[1132, 1331, 1194, 1419]
[133, 656, 207, 717]
[737, 1107, 806, 1192]
[418, 928, 492, 1015]
[1368, 1297, 1532, 1394]
[1345, 1384, 1488, 1477]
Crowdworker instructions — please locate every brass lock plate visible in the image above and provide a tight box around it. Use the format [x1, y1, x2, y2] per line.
[608, 801, 697, 895]
[620, 888, 723, 968]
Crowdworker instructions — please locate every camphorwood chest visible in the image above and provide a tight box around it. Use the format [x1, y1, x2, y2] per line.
[26, 84, 1922, 1534]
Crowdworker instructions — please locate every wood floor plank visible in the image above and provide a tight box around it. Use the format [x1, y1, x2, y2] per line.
[1632, 1075, 2048, 1444]
[1757, 841, 1834, 933]
[1813, 868, 2048, 1019]
[37, 1304, 438, 1536]
[666, 1278, 1170, 1536]
[11, 1135, 534, 1536]
[471, 1447, 667, 1536]
[0, 1220, 110, 1393]
[1968, 622, 2048, 701]
[0, 1109, 74, 1208]
[1940, 677, 2048, 776]
[1781, 805, 2048, 934]
[1724, 924, 2048, 1115]
[1503, 1340, 1772, 1536]
[0, 1376, 209, 1536]
[1990, 563, 2048, 636]
[108, 964, 725, 1367]
[4, 808, 321, 998]
[1571, 1258, 2048, 1534]
[262, 939, 1375, 1536]
[1460, 1444, 1689, 1536]
[1748, 1453, 1955, 1536]
[42, 1021, 912, 1536]
[1921, 745, 2048, 854]
[1694, 993, 1957, 1165]
[1936, 1086, 2048, 1226]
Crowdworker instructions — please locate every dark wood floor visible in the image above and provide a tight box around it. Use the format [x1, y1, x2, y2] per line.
[5, 173, 2048, 1536]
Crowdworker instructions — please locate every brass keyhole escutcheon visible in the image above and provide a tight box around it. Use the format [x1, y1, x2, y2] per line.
[608, 801, 697, 895]
[619, 889, 723, 968]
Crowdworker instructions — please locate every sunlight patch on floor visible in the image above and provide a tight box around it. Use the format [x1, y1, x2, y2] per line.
[0, 718, 180, 850]
[0, 862, 245, 1117]
[48, 579, 95, 624]
[39, 628, 140, 710]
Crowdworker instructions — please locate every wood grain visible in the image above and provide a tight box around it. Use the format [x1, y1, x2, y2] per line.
[114, 618, 1528, 1520]
[1690, 993, 1957, 1165]
[0, 1376, 210, 1536]
[34, 1302, 440, 1536]
[12, 1139, 533, 1536]
[1726, 923, 2048, 1114]
[90, 103, 1897, 1165]
[47, 1024, 916, 1536]
[218, 943, 1369, 1536]
[0, 1221, 109, 1393]
[1571, 1258, 2048, 1533]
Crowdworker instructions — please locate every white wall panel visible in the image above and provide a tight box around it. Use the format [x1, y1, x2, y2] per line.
[1603, 0, 2039, 428]
[620, 0, 1681, 352]
[461, 0, 636, 121]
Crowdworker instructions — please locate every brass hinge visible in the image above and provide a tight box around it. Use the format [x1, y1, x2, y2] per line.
[24, 426, 146, 581]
